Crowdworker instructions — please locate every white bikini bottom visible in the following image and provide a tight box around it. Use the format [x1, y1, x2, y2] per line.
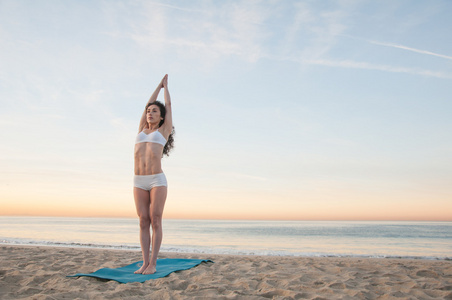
[134, 173, 167, 191]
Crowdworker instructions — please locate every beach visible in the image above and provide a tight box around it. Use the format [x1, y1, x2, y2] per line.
[1, 245, 451, 299]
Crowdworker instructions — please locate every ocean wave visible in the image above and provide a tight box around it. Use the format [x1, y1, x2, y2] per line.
[0, 238, 140, 251]
[1, 238, 450, 261]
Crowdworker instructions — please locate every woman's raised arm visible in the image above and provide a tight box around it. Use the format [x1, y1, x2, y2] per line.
[161, 74, 173, 137]
[138, 76, 165, 132]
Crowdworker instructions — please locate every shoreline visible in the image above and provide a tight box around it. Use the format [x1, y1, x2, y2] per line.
[2, 241, 450, 261]
[1, 245, 451, 299]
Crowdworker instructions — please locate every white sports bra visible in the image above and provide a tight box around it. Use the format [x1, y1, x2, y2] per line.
[135, 130, 167, 146]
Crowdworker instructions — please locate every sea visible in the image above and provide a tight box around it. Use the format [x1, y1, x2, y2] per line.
[1, 216, 451, 260]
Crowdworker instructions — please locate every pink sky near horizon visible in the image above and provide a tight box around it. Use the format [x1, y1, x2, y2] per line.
[2, 184, 451, 221]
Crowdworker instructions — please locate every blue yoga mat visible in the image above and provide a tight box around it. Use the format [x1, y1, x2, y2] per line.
[68, 258, 213, 283]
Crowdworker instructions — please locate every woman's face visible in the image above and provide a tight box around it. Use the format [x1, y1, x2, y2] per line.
[147, 105, 163, 124]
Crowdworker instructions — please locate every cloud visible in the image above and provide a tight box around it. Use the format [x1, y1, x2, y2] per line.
[303, 59, 452, 79]
[147, 1, 209, 14]
[126, 1, 271, 65]
[368, 40, 452, 61]
[121, 1, 451, 81]
[267, 54, 452, 79]
[124, 0, 362, 73]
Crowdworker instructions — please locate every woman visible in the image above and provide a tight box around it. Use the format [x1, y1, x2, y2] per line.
[134, 74, 174, 274]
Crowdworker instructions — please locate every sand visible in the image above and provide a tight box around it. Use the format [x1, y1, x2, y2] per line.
[1, 245, 451, 299]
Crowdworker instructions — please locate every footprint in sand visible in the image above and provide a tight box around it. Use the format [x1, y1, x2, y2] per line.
[416, 270, 439, 278]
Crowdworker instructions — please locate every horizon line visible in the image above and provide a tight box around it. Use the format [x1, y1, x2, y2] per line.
[1, 214, 451, 222]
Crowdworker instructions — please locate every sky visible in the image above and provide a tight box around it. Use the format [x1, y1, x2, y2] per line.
[1, 0, 451, 221]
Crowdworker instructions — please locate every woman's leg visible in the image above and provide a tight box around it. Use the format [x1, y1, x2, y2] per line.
[142, 186, 167, 275]
[133, 187, 151, 274]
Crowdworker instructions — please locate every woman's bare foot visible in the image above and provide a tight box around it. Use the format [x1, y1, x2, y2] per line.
[142, 263, 156, 275]
[134, 262, 149, 274]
